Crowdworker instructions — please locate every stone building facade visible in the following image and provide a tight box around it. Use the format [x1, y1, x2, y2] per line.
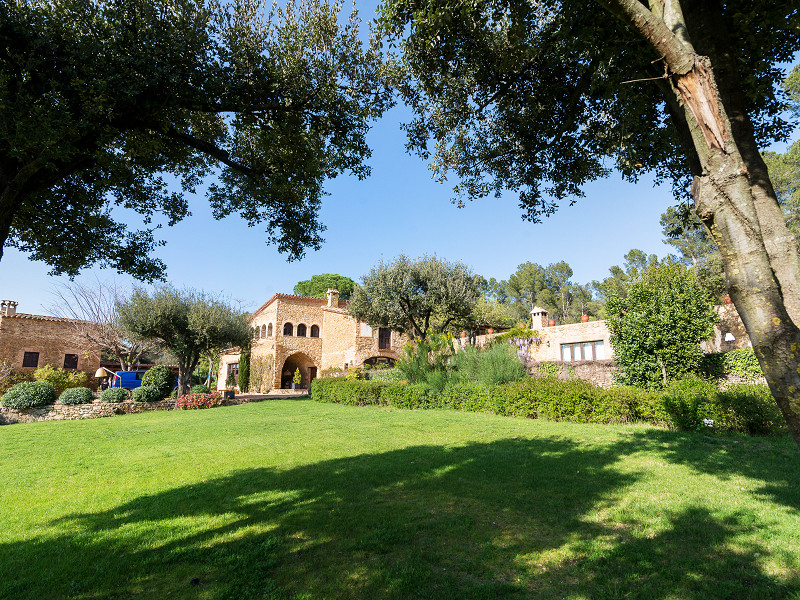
[218, 289, 407, 391]
[461, 303, 753, 388]
[0, 300, 101, 376]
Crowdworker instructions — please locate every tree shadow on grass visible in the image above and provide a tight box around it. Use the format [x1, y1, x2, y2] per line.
[0, 434, 795, 599]
[619, 428, 800, 511]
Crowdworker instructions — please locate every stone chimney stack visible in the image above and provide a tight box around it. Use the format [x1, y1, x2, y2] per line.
[326, 288, 340, 308]
[531, 306, 548, 329]
[1, 300, 18, 316]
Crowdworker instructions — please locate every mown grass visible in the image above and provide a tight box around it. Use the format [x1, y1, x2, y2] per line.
[1, 400, 799, 599]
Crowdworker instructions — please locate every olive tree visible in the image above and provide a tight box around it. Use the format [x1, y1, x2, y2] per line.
[117, 287, 251, 396]
[348, 255, 481, 340]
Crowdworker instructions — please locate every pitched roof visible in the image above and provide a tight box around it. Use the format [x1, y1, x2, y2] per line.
[251, 293, 348, 318]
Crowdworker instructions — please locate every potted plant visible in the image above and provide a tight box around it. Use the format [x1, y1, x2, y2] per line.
[581, 314, 590, 323]
[292, 368, 302, 390]
[224, 372, 236, 400]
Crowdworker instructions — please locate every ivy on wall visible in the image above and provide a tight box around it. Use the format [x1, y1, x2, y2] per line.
[249, 356, 274, 393]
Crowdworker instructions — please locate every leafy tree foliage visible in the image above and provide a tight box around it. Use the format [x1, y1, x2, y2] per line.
[117, 287, 250, 396]
[348, 255, 480, 340]
[660, 206, 727, 302]
[503, 260, 597, 324]
[379, 0, 800, 448]
[0, 0, 392, 280]
[593, 250, 661, 312]
[607, 262, 717, 389]
[293, 274, 356, 299]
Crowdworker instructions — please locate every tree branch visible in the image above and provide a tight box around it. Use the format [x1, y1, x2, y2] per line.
[162, 128, 268, 177]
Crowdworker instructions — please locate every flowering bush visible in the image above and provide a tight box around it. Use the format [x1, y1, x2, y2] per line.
[176, 391, 223, 410]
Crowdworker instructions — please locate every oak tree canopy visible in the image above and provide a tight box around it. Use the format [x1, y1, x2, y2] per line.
[0, 0, 392, 280]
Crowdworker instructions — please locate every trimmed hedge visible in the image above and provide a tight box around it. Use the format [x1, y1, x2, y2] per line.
[100, 387, 128, 403]
[58, 387, 94, 405]
[310, 376, 786, 436]
[190, 384, 210, 394]
[141, 366, 174, 398]
[132, 386, 164, 403]
[1, 381, 57, 409]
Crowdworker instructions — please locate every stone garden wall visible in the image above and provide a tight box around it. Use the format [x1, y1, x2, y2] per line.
[0, 399, 176, 425]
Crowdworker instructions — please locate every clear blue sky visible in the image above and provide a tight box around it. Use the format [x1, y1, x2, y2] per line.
[0, 2, 789, 315]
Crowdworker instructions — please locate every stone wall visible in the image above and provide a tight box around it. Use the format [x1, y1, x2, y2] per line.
[702, 304, 752, 353]
[0, 398, 176, 425]
[529, 360, 617, 388]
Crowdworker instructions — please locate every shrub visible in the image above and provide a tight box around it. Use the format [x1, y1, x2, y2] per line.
[177, 391, 223, 409]
[191, 384, 210, 394]
[33, 365, 88, 395]
[58, 387, 94, 405]
[141, 365, 174, 398]
[100, 387, 128, 403]
[310, 375, 785, 435]
[712, 384, 785, 435]
[450, 344, 527, 386]
[132, 385, 164, 403]
[703, 349, 763, 382]
[365, 367, 402, 382]
[661, 375, 718, 431]
[1, 380, 57, 409]
[239, 350, 250, 392]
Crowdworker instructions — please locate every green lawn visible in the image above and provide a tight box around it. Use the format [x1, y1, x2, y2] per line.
[1, 400, 799, 599]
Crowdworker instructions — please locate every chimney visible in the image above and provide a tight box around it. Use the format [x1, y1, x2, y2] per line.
[1, 300, 17, 316]
[326, 288, 339, 308]
[530, 306, 548, 329]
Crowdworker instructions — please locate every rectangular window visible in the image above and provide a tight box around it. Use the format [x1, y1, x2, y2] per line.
[378, 328, 391, 350]
[63, 353, 79, 369]
[360, 323, 373, 337]
[594, 340, 606, 360]
[22, 351, 39, 368]
[560, 341, 605, 362]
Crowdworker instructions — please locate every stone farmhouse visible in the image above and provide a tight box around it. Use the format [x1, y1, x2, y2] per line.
[465, 303, 752, 388]
[218, 289, 407, 392]
[0, 299, 101, 376]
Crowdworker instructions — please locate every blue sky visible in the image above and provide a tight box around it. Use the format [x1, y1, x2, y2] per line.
[1, 1, 790, 316]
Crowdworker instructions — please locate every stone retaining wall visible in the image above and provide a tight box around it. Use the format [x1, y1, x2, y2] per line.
[0, 399, 176, 425]
[528, 360, 617, 388]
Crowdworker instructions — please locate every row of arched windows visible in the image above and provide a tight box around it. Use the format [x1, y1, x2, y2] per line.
[284, 323, 320, 338]
[253, 322, 320, 339]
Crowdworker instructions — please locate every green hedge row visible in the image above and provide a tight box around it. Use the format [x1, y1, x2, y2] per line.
[310, 376, 786, 436]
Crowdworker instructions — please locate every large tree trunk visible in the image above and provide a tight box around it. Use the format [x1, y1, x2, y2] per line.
[600, 0, 800, 449]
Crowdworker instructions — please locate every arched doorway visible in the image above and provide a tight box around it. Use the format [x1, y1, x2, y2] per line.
[280, 352, 318, 389]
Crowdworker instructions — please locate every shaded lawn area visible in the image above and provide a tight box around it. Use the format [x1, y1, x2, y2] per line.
[1, 400, 799, 599]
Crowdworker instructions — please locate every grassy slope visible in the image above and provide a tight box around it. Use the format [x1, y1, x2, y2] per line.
[0, 400, 798, 599]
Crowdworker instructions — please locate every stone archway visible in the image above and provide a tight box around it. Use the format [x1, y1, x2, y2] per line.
[280, 352, 318, 389]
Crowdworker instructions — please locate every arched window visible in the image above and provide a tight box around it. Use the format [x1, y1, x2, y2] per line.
[252, 327, 258, 339]
[310, 324, 320, 338]
[261, 324, 266, 338]
[297, 323, 307, 337]
[267, 323, 273, 337]
[283, 322, 293, 336]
